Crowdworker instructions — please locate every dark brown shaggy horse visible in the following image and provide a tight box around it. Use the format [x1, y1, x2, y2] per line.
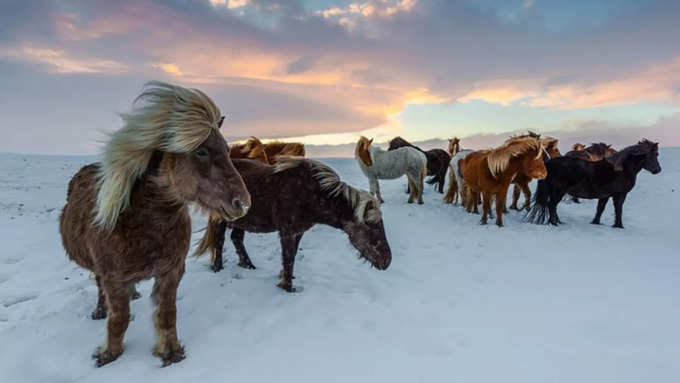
[231, 136, 305, 165]
[461, 137, 547, 226]
[564, 142, 617, 202]
[196, 157, 392, 292]
[388, 136, 451, 193]
[507, 133, 562, 211]
[59, 82, 251, 367]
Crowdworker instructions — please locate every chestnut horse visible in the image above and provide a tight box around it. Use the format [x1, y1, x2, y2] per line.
[448, 137, 461, 157]
[508, 134, 562, 211]
[231, 136, 305, 165]
[59, 82, 250, 367]
[196, 157, 392, 292]
[461, 137, 547, 226]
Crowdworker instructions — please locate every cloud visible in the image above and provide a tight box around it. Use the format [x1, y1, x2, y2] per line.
[0, 45, 127, 74]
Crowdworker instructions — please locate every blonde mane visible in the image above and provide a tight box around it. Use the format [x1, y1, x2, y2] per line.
[487, 137, 543, 178]
[273, 157, 380, 223]
[95, 81, 222, 230]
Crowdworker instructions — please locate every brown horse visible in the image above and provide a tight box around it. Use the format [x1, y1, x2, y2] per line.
[231, 137, 305, 165]
[448, 137, 461, 157]
[59, 82, 250, 367]
[572, 143, 586, 151]
[196, 157, 392, 292]
[508, 135, 562, 211]
[461, 137, 547, 226]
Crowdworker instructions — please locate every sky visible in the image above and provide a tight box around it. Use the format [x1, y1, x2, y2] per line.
[0, 0, 678, 155]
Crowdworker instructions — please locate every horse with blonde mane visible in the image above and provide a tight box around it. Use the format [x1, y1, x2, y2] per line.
[231, 136, 305, 165]
[461, 136, 547, 226]
[507, 133, 562, 211]
[355, 137, 427, 204]
[443, 137, 473, 206]
[59, 81, 250, 367]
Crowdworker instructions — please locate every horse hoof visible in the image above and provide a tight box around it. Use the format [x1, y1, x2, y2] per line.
[277, 282, 296, 293]
[92, 346, 122, 367]
[590, 220, 600, 225]
[210, 263, 224, 273]
[238, 261, 256, 270]
[91, 307, 107, 320]
[496, 223, 503, 227]
[407, 200, 414, 204]
[418, 200, 424, 205]
[154, 345, 185, 367]
[612, 224, 624, 229]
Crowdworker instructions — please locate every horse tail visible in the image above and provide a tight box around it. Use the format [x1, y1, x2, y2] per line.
[194, 213, 222, 261]
[525, 178, 550, 224]
[443, 164, 458, 204]
[426, 173, 439, 185]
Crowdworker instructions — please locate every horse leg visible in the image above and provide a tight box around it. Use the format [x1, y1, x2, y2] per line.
[406, 176, 416, 204]
[151, 268, 185, 366]
[612, 193, 627, 228]
[438, 169, 446, 194]
[443, 170, 457, 204]
[374, 179, 385, 204]
[495, 188, 508, 227]
[417, 168, 425, 204]
[591, 197, 608, 225]
[91, 275, 108, 320]
[472, 191, 480, 214]
[92, 279, 132, 367]
[509, 184, 521, 211]
[210, 220, 228, 272]
[231, 228, 256, 269]
[480, 192, 491, 224]
[520, 182, 532, 211]
[277, 233, 301, 292]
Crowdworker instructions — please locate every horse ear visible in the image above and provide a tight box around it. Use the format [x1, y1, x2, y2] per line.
[218, 116, 225, 128]
[368, 138, 374, 146]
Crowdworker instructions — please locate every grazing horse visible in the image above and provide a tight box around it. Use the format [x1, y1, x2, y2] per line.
[508, 134, 562, 211]
[231, 137, 306, 165]
[355, 137, 427, 204]
[59, 82, 251, 367]
[196, 157, 392, 292]
[564, 142, 617, 202]
[443, 148, 474, 206]
[461, 137, 547, 226]
[526, 139, 661, 228]
[388, 137, 451, 193]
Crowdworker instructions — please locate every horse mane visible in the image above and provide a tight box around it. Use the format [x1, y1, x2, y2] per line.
[95, 81, 222, 230]
[508, 130, 541, 140]
[389, 136, 421, 152]
[540, 137, 559, 151]
[355, 136, 373, 166]
[606, 139, 658, 171]
[586, 142, 613, 156]
[572, 143, 585, 151]
[240, 137, 263, 154]
[273, 157, 380, 223]
[487, 137, 543, 178]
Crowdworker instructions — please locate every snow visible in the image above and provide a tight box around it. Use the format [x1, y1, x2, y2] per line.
[1, 150, 679, 382]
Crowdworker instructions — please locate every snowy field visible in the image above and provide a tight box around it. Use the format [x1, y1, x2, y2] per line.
[1, 150, 679, 383]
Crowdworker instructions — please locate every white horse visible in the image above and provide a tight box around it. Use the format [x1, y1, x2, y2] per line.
[444, 149, 474, 205]
[355, 137, 427, 204]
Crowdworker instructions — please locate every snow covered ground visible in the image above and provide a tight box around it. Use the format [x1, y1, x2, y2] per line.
[1, 150, 679, 382]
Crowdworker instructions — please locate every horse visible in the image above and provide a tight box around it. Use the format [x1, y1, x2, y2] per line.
[387, 136, 451, 193]
[508, 134, 562, 211]
[195, 157, 392, 292]
[572, 143, 586, 151]
[564, 142, 617, 202]
[461, 137, 547, 226]
[525, 139, 661, 228]
[231, 137, 306, 165]
[448, 137, 461, 157]
[355, 137, 427, 204]
[443, 148, 474, 206]
[59, 82, 251, 367]
[230, 137, 270, 163]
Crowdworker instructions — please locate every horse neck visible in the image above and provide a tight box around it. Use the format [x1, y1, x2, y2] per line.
[494, 154, 523, 180]
[130, 153, 186, 218]
[622, 156, 644, 178]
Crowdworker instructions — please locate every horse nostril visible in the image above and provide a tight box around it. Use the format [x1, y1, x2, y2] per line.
[233, 199, 249, 215]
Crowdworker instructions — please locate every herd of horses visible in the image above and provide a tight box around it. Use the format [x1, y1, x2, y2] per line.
[58, 82, 662, 367]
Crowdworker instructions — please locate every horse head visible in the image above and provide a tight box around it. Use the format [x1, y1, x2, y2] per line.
[572, 143, 585, 151]
[356, 136, 374, 166]
[607, 139, 661, 174]
[448, 137, 460, 156]
[343, 192, 391, 270]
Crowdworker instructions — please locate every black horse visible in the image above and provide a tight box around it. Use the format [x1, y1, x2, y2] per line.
[526, 139, 661, 228]
[388, 137, 451, 193]
[195, 157, 392, 292]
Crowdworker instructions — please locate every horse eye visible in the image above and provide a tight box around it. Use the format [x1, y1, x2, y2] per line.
[195, 147, 210, 158]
